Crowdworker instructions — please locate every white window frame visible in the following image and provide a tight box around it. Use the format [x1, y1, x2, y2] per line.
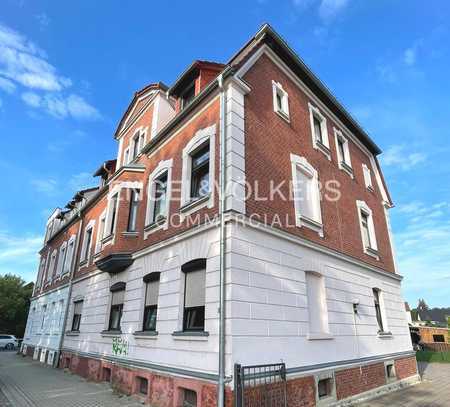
[180, 125, 216, 214]
[290, 154, 323, 236]
[104, 189, 120, 242]
[123, 147, 130, 165]
[62, 235, 76, 276]
[55, 242, 67, 277]
[272, 80, 290, 121]
[334, 128, 353, 177]
[145, 159, 173, 235]
[309, 103, 330, 159]
[305, 271, 332, 340]
[356, 200, 378, 258]
[373, 287, 390, 335]
[47, 250, 57, 283]
[95, 209, 107, 253]
[80, 220, 95, 266]
[362, 163, 373, 190]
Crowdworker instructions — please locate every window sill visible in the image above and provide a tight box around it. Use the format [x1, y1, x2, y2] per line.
[100, 329, 122, 337]
[275, 109, 290, 123]
[367, 185, 375, 193]
[172, 331, 209, 341]
[364, 247, 379, 260]
[180, 194, 210, 214]
[298, 215, 324, 237]
[144, 217, 166, 231]
[101, 234, 114, 245]
[339, 161, 354, 178]
[65, 331, 80, 337]
[378, 331, 393, 339]
[314, 140, 331, 160]
[122, 231, 139, 238]
[133, 331, 158, 339]
[79, 259, 88, 268]
[307, 332, 334, 341]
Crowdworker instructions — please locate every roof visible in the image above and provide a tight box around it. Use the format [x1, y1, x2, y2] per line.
[228, 23, 382, 155]
[93, 159, 117, 177]
[168, 60, 225, 97]
[417, 308, 450, 325]
[113, 82, 169, 140]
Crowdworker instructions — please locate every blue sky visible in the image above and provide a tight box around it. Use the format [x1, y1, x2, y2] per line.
[0, 0, 449, 308]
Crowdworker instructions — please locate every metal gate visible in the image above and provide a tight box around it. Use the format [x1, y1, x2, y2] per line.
[234, 363, 287, 407]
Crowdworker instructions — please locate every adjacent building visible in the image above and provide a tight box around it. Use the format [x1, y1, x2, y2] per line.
[22, 24, 418, 407]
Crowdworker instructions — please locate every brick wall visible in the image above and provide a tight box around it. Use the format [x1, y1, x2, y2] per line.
[335, 363, 386, 400]
[243, 53, 395, 273]
[394, 356, 418, 380]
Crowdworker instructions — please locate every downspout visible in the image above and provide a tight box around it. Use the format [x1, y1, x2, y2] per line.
[56, 213, 83, 367]
[217, 73, 227, 407]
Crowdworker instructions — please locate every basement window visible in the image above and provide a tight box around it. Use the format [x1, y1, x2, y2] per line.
[102, 367, 111, 382]
[183, 389, 197, 407]
[137, 376, 148, 395]
[317, 378, 333, 400]
[385, 361, 396, 382]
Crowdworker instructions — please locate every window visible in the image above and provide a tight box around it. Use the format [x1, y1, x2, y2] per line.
[373, 288, 385, 333]
[55, 243, 67, 277]
[182, 259, 206, 332]
[137, 377, 148, 395]
[96, 212, 106, 252]
[47, 251, 57, 282]
[334, 129, 352, 174]
[362, 164, 373, 190]
[309, 103, 330, 156]
[71, 300, 83, 331]
[41, 304, 47, 330]
[181, 83, 196, 109]
[272, 81, 289, 120]
[356, 201, 378, 255]
[318, 378, 333, 399]
[81, 226, 93, 262]
[124, 148, 130, 165]
[107, 193, 119, 236]
[109, 282, 125, 331]
[433, 334, 445, 343]
[386, 363, 396, 379]
[63, 238, 75, 275]
[142, 273, 160, 331]
[132, 133, 140, 160]
[291, 154, 323, 235]
[305, 271, 330, 339]
[190, 143, 210, 200]
[127, 189, 140, 232]
[183, 389, 197, 407]
[153, 173, 168, 222]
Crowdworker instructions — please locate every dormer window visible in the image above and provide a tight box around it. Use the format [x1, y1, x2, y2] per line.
[181, 83, 196, 109]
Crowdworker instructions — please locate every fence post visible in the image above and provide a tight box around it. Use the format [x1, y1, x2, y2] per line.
[234, 364, 242, 407]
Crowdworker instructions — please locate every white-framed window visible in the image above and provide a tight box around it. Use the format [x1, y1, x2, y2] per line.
[334, 128, 353, 176]
[123, 147, 130, 165]
[80, 221, 95, 264]
[290, 154, 323, 236]
[71, 300, 83, 332]
[142, 272, 160, 332]
[181, 125, 215, 212]
[127, 188, 140, 232]
[272, 80, 289, 121]
[95, 210, 107, 253]
[145, 159, 173, 229]
[373, 288, 389, 334]
[362, 163, 373, 190]
[62, 236, 76, 275]
[309, 103, 330, 158]
[181, 259, 206, 332]
[55, 242, 67, 277]
[356, 200, 378, 257]
[105, 192, 119, 238]
[131, 132, 140, 160]
[47, 250, 57, 282]
[305, 271, 331, 340]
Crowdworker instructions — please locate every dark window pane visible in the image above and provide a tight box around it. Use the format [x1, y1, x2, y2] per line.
[138, 377, 148, 395]
[190, 144, 210, 199]
[109, 195, 118, 235]
[181, 84, 196, 109]
[143, 305, 157, 331]
[318, 378, 332, 399]
[183, 306, 205, 331]
[183, 389, 197, 407]
[373, 289, 384, 332]
[313, 116, 323, 144]
[127, 189, 140, 232]
[109, 304, 123, 330]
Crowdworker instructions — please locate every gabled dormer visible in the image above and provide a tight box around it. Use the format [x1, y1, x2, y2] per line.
[114, 83, 176, 169]
[93, 159, 117, 188]
[169, 60, 225, 113]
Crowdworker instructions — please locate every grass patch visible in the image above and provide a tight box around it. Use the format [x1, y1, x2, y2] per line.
[416, 350, 450, 363]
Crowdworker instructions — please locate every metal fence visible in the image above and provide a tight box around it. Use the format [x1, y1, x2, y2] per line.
[234, 363, 287, 407]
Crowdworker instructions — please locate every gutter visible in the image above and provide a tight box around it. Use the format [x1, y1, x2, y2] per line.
[217, 73, 227, 407]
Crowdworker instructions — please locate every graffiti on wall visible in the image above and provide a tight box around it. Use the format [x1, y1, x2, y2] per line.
[112, 337, 129, 356]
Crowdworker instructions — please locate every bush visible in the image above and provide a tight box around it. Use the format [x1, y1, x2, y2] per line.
[416, 350, 450, 363]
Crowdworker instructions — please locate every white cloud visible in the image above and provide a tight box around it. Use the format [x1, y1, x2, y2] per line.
[30, 178, 57, 194]
[318, 0, 349, 21]
[381, 145, 427, 170]
[35, 13, 51, 30]
[0, 22, 100, 120]
[404, 47, 416, 66]
[0, 76, 16, 93]
[68, 172, 96, 191]
[21, 91, 41, 107]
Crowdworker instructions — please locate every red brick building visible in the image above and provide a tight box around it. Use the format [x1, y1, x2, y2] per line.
[23, 24, 418, 406]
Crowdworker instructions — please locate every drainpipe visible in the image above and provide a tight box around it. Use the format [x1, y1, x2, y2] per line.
[217, 73, 227, 407]
[56, 213, 83, 367]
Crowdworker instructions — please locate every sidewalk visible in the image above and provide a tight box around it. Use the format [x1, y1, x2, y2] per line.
[0, 351, 142, 407]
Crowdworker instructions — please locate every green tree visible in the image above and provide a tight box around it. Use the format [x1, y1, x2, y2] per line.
[0, 274, 34, 337]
